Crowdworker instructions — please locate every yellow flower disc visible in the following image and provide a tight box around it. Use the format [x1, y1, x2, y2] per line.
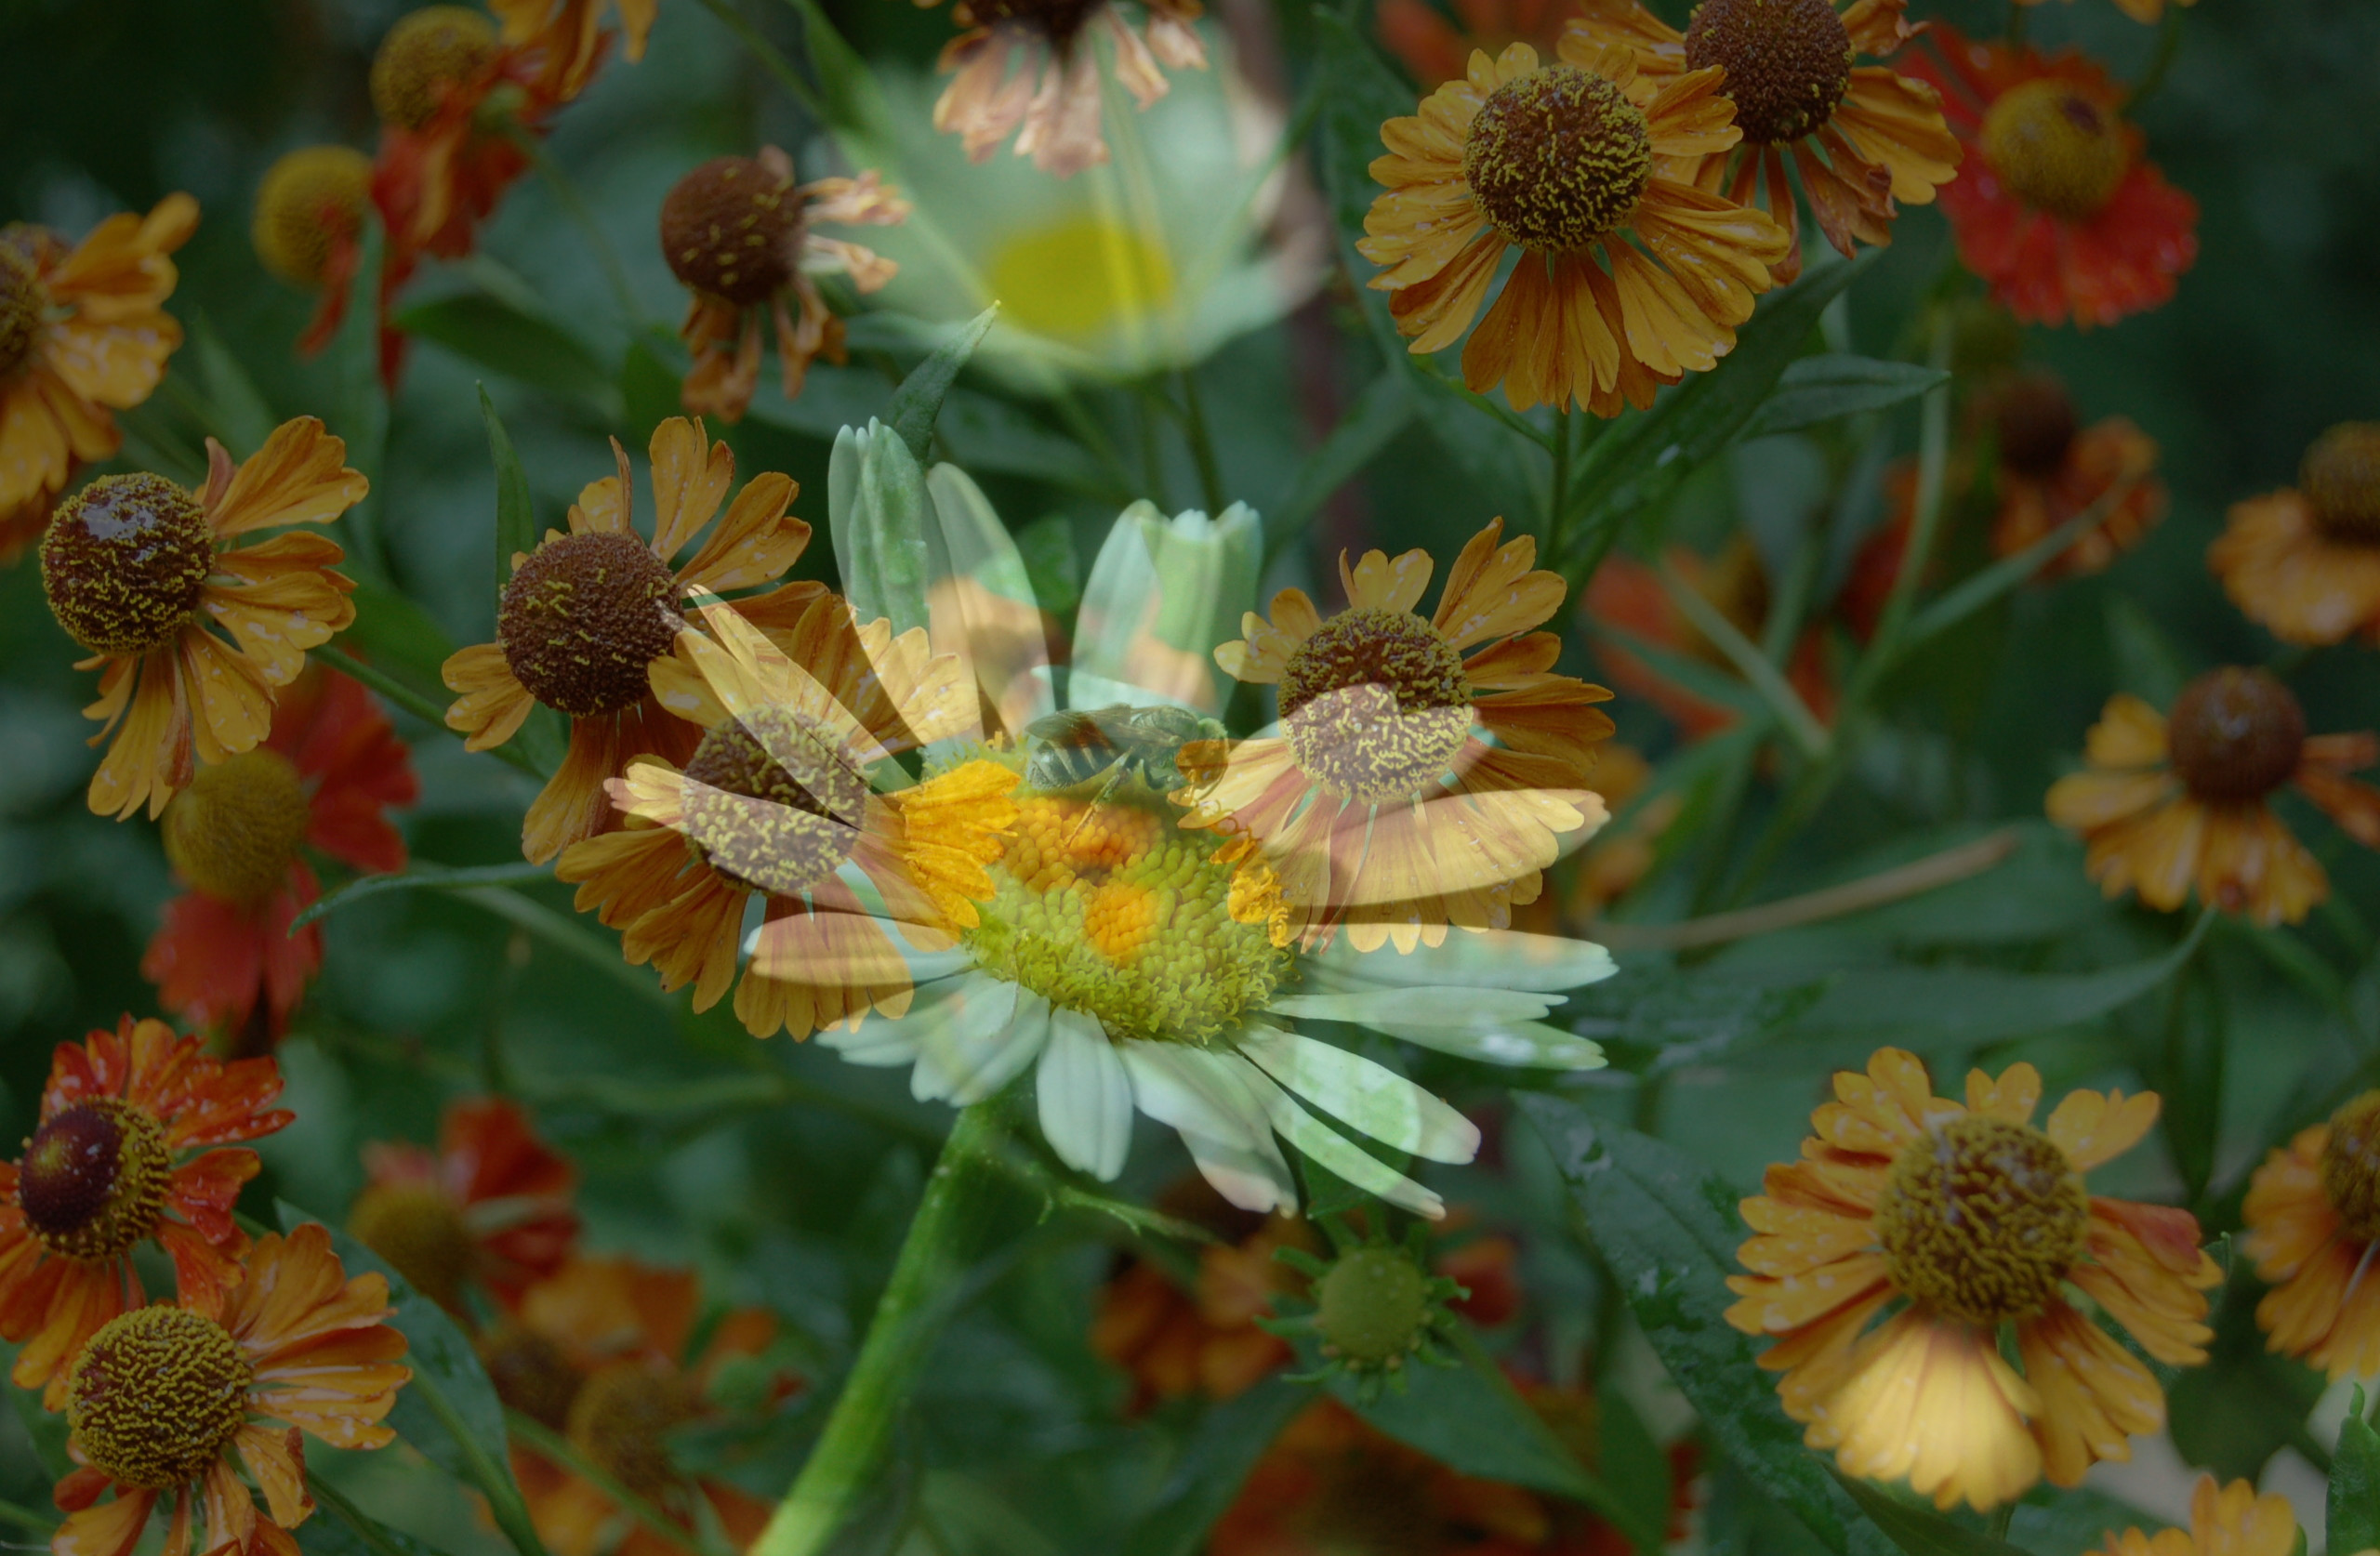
[2303, 423, 2380, 546]
[164, 749, 312, 905]
[1463, 65, 1653, 252]
[350, 1180, 475, 1311]
[68, 1307, 253, 1490]
[17, 1099, 174, 1261]
[371, 6, 498, 130]
[1872, 1115, 2087, 1324]
[39, 473, 216, 657]
[1980, 78, 2129, 221]
[2322, 1092, 2380, 1241]
[252, 145, 374, 288]
[1278, 607, 1474, 804]
[1684, 0, 1853, 145]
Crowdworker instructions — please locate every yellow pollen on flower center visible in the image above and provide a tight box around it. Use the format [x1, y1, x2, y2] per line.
[985, 218, 1177, 341]
[371, 6, 498, 130]
[2302, 423, 2380, 547]
[1278, 607, 1474, 804]
[68, 1307, 253, 1490]
[496, 530, 681, 719]
[567, 1363, 694, 1504]
[163, 749, 312, 906]
[0, 243, 43, 378]
[2166, 666, 2306, 804]
[1683, 0, 1853, 145]
[16, 1100, 174, 1261]
[39, 473, 216, 657]
[1980, 78, 2130, 221]
[678, 709, 870, 896]
[1871, 1114, 2087, 1324]
[2320, 1092, 2380, 1242]
[1462, 65, 1653, 253]
[660, 156, 801, 310]
[350, 1180, 475, 1312]
[252, 146, 375, 289]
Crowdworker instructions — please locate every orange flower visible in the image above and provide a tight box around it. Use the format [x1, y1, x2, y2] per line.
[489, 0, 656, 103]
[2045, 668, 2380, 926]
[1177, 519, 1612, 950]
[50, 1223, 408, 1556]
[1726, 1047, 2219, 1510]
[2102, 1479, 2297, 1556]
[927, 0, 1208, 178]
[1359, 42, 1788, 414]
[442, 416, 823, 864]
[1981, 373, 2165, 577]
[1091, 1180, 1307, 1411]
[660, 148, 907, 424]
[0, 1016, 293, 1409]
[1564, 0, 1960, 281]
[485, 1257, 797, 1556]
[40, 418, 365, 821]
[350, 1096, 581, 1314]
[1377, 0, 1571, 90]
[2243, 1089, 2380, 1378]
[0, 195, 196, 561]
[1902, 32, 2197, 327]
[251, 146, 375, 358]
[556, 596, 1018, 1040]
[2209, 423, 2380, 646]
[142, 667, 416, 1046]
[1580, 537, 1836, 740]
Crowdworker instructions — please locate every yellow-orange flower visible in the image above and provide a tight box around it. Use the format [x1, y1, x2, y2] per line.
[1377, 0, 1570, 89]
[926, 0, 1208, 178]
[488, 0, 656, 102]
[49, 1223, 408, 1556]
[2101, 1478, 2296, 1556]
[442, 416, 824, 864]
[2210, 423, 2380, 646]
[0, 196, 196, 561]
[1091, 1180, 1308, 1411]
[1565, 0, 1959, 280]
[2045, 668, 2380, 926]
[660, 148, 907, 424]
[1177, 518, 1612, 950]
[40, 418, 364, 820]
[1359, 41, 1789, 414]
[557, 596, 1020, 1039]
[1726, 1047, 2219, 1510]
[1982, 373, 2165, 578]
[2243, 1089, 2380, 1379]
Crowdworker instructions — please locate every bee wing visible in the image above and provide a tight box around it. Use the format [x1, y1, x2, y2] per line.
[1074, 502, 1260, 717]
[923, 466, 1058, 740]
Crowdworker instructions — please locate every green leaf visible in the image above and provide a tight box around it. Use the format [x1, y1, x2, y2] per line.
[1565, 966, 1830, 1069]
[1739, 355, 1949, 442]
[450, 886, 670, 1003]
[884, 305, 999, 465]
[1835, 1478, 2032, 1556]
[291, 861, 556, 930]
[2332, 1387, 2380, 1556]
[1014, 516, 1081, 614]
[771, 0, 897, 145]
[828, 421, 935, 639]
[1585, 618, 1772, 723]
[190, 314, 278, 457]
[0, 1342, 71, 1476]
[395, 293, 621, 422]
[1310, 8, 1418, 372]
[2170, 1278, 2325, 1482]
[301, 1476, 463, 1556]
[340, 577, 460, 700]
[1265, 373, 1417, 554]
[481, 386, 537, 600]
[1117, 1378, 1309, 1556]
[2108, 594, 2191, 708]
[1516, 1096, 1895, 1556]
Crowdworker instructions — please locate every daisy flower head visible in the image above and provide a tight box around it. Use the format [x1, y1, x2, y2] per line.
[1982, 372, 2165, 578]
[0, 1017, 293, 1408]
[2243, 1088, 2380, 1379]
[483, 1256, 796, 1556]
[1176, 518, 1614, 952]
[1726, 1047, 2219, 1510]
[2210, 422, 2380, 646]
[660, 146, 908, 424]
[142, 667, 417, 1047]
[0, 194, 197, 561]
[50, 1222, 408, 1556]
[1357, 39, 1790, 415]
[1564, 0, 1961, 281]
[927, 0, 1208, 178]
[39, 418, 365, 821]
[2045, 668, 2380, 926]
[1903, 32, 2198, 327]
[2103, 1479, 2297, 1556]
[442, 416, 822, 864]
[349, 1096, 581, 1315]
[557, 594, 1021, 1041]
[251, 146, 375, 358]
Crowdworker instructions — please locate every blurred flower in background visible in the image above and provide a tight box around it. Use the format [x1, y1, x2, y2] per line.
[1377, 0, 1572, 89]
[350, 1095, 581, 1314]
[2244, 1088, 2380, 1380]
[251, 146, 376, 356]
[1977, 371, 2165, 576]
[924, 0, 1206, 177]
[2211, 422, 2380, 646]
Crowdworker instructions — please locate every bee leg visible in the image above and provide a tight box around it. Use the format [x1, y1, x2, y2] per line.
[1058, 764, 1128, 849]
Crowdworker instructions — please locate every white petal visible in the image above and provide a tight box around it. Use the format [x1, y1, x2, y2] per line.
[1231, 1058, 1446, 1220]
[1236, 1025, 1478, 1165]
[1037, 1010, 1134, 1180]
[1266, 988, 1560, 1029]
[1311, 930, 1618, 992]
[1377, 1019, 1607, 1070]
[911, 980, 1045, 1104]
[1119, 1043, 1295, 1211]
[1179, 1130, 1297, 1215]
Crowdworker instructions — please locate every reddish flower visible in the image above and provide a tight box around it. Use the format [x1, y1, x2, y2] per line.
[1982, 373, 2165, 577]
[0, 1017, 293, 1408]
[1091, 1190, 1309, 1413]
[1904, 33, 2197, 327]
[1583, 538, 1836, 740]
[349, 1097, 581, 1315]
[141, 666, 416, 1047]
[251, 146, 375, 359]
[1376, 0, 1570, 89]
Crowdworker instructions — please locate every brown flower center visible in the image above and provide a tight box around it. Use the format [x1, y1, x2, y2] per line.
[2302, 423, 2380, 547]
[497, 530, 681, 719]
[252, 146, 375, 289]
[679, 708, 870, 896]
[17, 1100, 175, 1261]
[2167, 667, 2305, 803]
[1278, 608, 1474, 803]
[40, 473, 216, 656]
[567, 1362, 694, 1504]
[1683, 0, 1852, 145]
[163, 749, 312, 906]
[371, 6, 497, 130]
[1979, 78, 2129, 221]
[1462, 65, 1653, 252]
[1872, 1114, 2087, 1325]
[954, 0, 1102, 44]
[660, 157, 801, 310]
[481, 1323, 585, 1431]
[2322, 1092, 2380, 1242]
[0, 242, 44, 379]
[350, 1180, 475, 1312]
[68, 1307, 253, 1489]
[1990, 374, 2078, 481]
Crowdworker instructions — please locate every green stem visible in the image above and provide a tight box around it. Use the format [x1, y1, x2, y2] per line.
[0, 1494, 56, 1536]
[1656, 560, 1829, 759]
[753, 1103, 1010, 1556]
[307, 1474, 420, 1556]
[1547, 408, 1574, 561]
[2125, 7, 2184, 110]
[2005, 0, 2027, 46]
[694, 0, 829, 120]
[311, 645, 548, 780]
[1179, 368, 1227, 514]
[507, 1412, 736, 1556]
